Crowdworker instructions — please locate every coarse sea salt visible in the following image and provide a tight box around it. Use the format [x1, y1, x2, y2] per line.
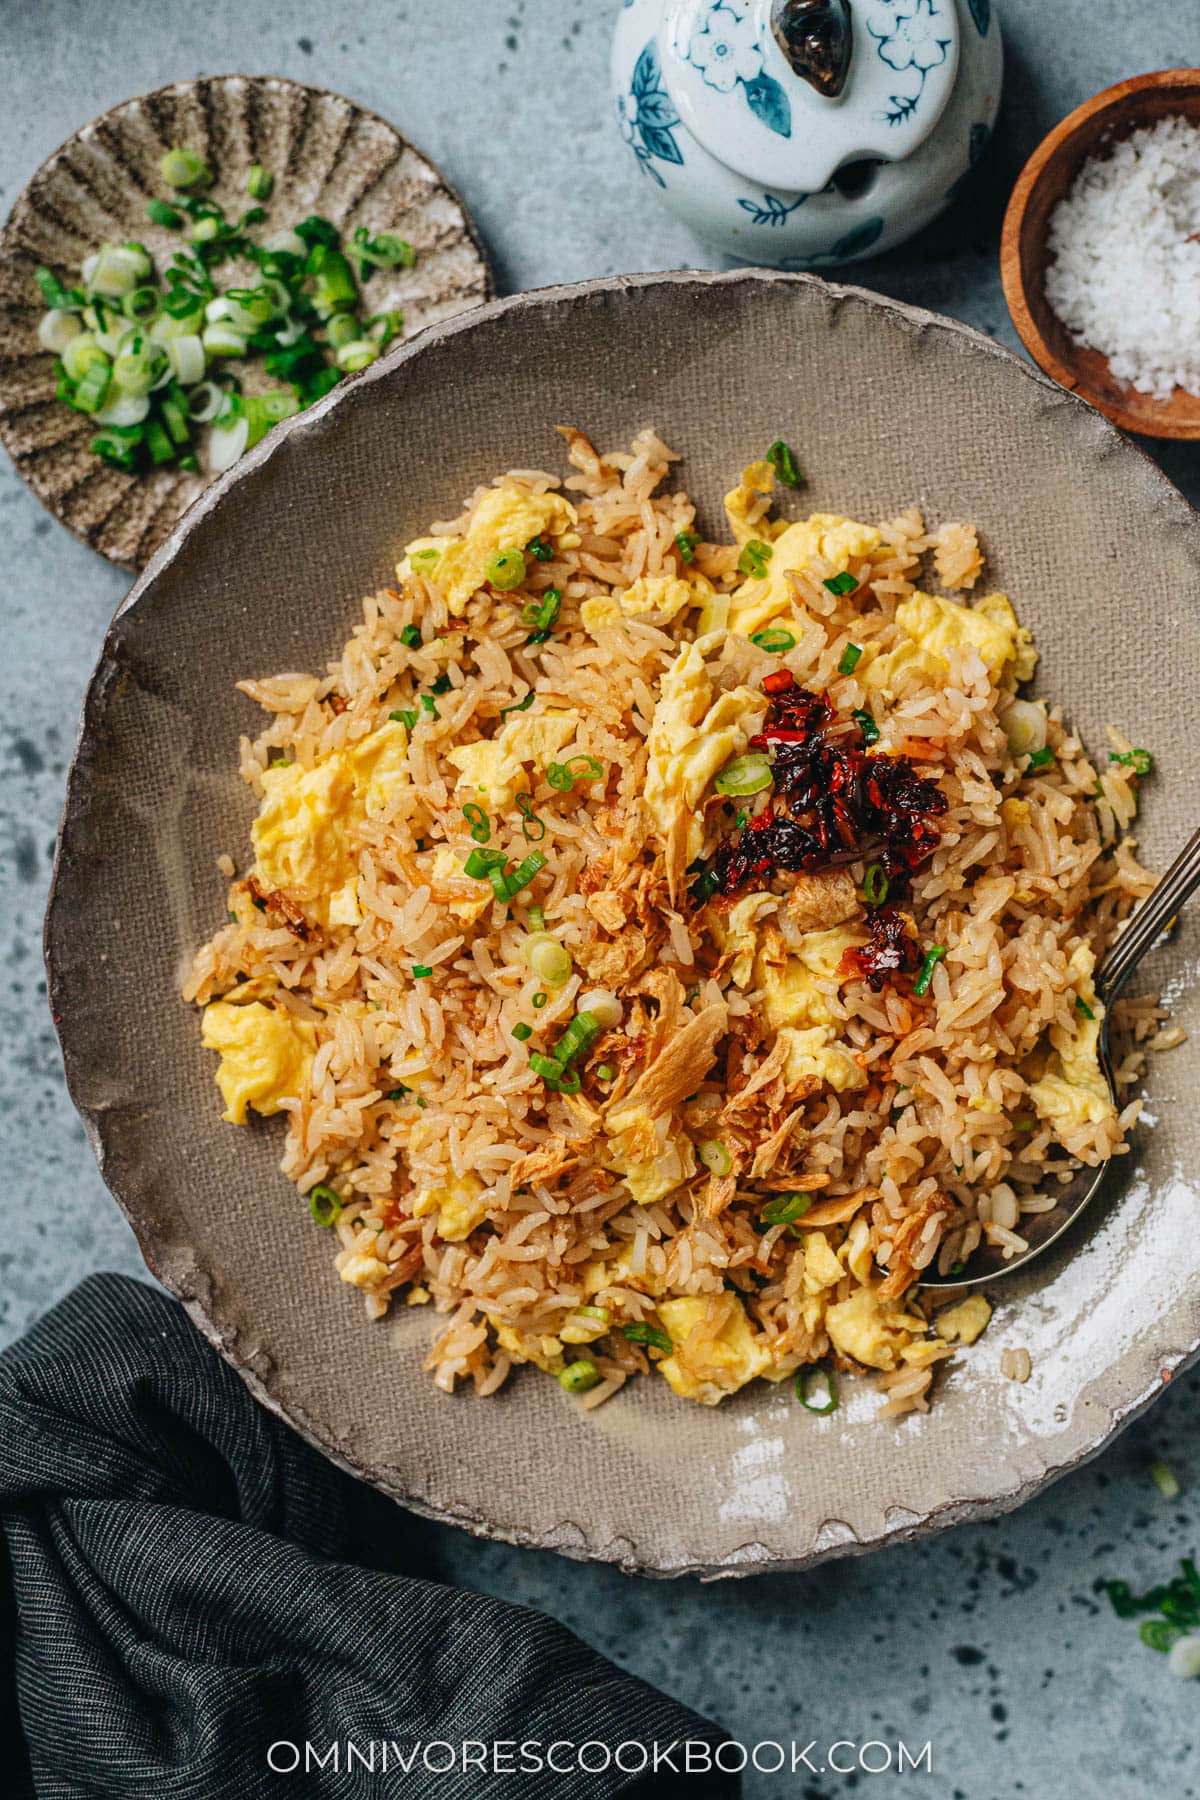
[1044, 114, 1200, 402]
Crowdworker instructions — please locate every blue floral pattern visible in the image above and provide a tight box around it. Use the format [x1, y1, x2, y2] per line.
[685, 2, 792, 139]
[737, 191, 807, 227]
[861, 0, 952, 126]
[619, 41, 685, 187]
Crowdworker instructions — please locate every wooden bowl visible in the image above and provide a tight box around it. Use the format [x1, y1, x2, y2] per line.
[1001, 70, 1200, 440]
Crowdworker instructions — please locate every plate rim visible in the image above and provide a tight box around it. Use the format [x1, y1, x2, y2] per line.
[45, 265, 1200, 1577]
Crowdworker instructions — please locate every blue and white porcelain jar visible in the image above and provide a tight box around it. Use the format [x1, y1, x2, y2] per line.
[612, 0, 1002, 266]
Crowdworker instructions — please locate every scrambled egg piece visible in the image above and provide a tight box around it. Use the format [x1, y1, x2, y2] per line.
[723, 460, 776, 546]
[445, 708, 580, 809]
[560, 1307, 611, 1345]
[802, 1231, 846, 1292]
[656, 1294, 773, 1405]
[643, 642, 762, 864]
[825, 1283, 927, 1372]
[865, 591, 1035, 696]
[935, 1295, 992, 1345]
[602, 1103, 697, 1207]
[580, 572, 708, 632]
[728, 514, 882, 639]
[412, 1172, 488, 1242]
[755, 924, 861, 1030]
[431, 846, 492, 926]
[251, 720, 409, 927]
[492, 1321, 565, 1375]
[579, 1245, 669, 1300]
[779, 1026, 867, 1093]
[397, 482, 578, 610]
[1028, 945, 1114, 1129]
[339, 1250, 389, 1289]
[201, 1001, 316, 1125]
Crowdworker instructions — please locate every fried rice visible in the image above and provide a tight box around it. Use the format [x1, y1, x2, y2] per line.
[183, 425, 1173, 1417]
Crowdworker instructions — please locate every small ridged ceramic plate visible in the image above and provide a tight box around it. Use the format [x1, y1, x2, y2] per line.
[46, 271, 1200, 1578]
[0, 75, 491, 569]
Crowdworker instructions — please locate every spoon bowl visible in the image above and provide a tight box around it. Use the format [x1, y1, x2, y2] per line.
[922, 823, 1200, 1289]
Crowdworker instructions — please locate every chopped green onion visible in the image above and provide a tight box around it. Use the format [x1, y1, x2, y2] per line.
[516, 794, 546, 841]
[390, 709, 418, 730]
[295, 215, 340, 248]
[545, 755, 604, 793]
[419, 693, 438, 717]
[824, 571, 858, 596]
[750, 627, 796, 653]
[429, 673, 453, 696]
[532, 991, 548, 1009]
[90, 424, 143, 470]
[1149, 1458, 1181, 1500]
[698, 1140, 731, 1177]
[554, 1010, 600, 1068]
[558, 1358, 602, 1393]
[762, 1192, 811, 1226]
[409, 547, 439, 567]
[35, 267, 84, 311]
[529, 1050, 566, 1083]
[512, 1021, 533, 1042]
[796, 1367, 837, 1413]
[462, 803, 490, 844]
[1026, 746, 1055, 771]
[525, 934, 572, 989]
[675, 529, 698, 564]
[1141, 1619, 1182, 1654]
[594, 1063, 615, 1082]
[527, 905, 546, 933]
[837, 643, 863, 675]
[400, 624, 422, 648]
[463, 846, 507, 879]
[522, 588, 562, 640]
[1076, 995, 1095, 1021]
[73, 358, 111, 414]
[1110, 747, 1153, 775]
[412, 964, 433, 979]
[863, 863, 889, 907]
[367, 310, 404, 348]
[852, 707, 880, 745]
[500, 692, 536, 718]
[737, 539, 773, 579]
[690, 865, 720, 906]
[308, 1183, 342, 1227]
[622, 1321, 672, 1355]
[913, 944, 947, 998]
[246, 165, 274, 200]
[766, 439, 803, 486]
[146, 197, 185, 229]
[714, 753, 772, 798]
[160, 148, 211, 189]
[485, 547, 527, 590]
[351, 225, 415, 278]
[500, 850, 547, 900]
[524, 534, 554, 561]
[735, 810, 748, 829]
[335, 339, 379, 374]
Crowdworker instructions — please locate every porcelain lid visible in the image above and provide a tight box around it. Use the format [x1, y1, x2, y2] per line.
[659, 0, 960, 192]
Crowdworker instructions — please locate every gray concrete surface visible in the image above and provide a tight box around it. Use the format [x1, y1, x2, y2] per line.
[2, 2, 1198, 1794]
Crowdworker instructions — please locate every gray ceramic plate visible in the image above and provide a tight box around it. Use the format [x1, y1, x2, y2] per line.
[0, 74, 491, 569]
[46, 271, 1200, 1578]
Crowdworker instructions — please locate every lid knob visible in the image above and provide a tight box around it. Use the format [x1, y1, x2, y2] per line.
[770, 0, 853, 98]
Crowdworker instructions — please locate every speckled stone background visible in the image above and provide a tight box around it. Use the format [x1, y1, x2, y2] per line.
[2, 3, 1198, 1795]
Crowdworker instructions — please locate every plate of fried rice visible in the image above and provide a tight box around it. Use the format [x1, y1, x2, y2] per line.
[48, 272, 1200, 1574]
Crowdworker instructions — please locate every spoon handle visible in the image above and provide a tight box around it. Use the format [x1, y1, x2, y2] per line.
[1098, 823, 1200, 1002]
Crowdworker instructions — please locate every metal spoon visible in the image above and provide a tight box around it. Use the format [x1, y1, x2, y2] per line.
[921, 823, 1200, 1290]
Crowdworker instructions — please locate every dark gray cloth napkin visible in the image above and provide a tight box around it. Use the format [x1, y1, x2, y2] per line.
[0, 1273, 737, 1798]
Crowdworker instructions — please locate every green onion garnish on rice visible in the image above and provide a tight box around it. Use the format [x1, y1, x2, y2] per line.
[461, 803, 490, 843]
[464, 846, 506, 880]
[762, 1192, 811, 1226]
[524, 533, 554, 562]
[863, 863, 889, 907]
[1110, 747, 1153, 775]
[526, 904, 546, 932]
[522, 588, 562, 642]
[532, 991, 548, 1009]
[400, 624, 422, 648]
[430, 673, 453, 695]
[546, 755, 604, 793]
[674, 529, 698, 564]
[512, 1022, 533, 1042]
[594, 1063, 615, 1082]
[796, 1367, 837, 1413]
[1026, 746, 1055, 770]
[419, 694, 438, 717]
[825, 571, 859, 596]
[737, 539, 773, 579]
[515, 796, 546, 840]
[389, 709, 417, 730]
[697, 1140, 731, 1176]
[484, 547, 527, 591]
[852, 707, 880, 745]
[501, 691, 536, 717]
[714, 753, 772, 797]
[622, 1321, 672, 1356]
[1076, 995, 1095, 1020]
[498, 850, 547, 901]
[553, 1009, 600, 1068]
[766, 439, 803, 486]
[308, 1183, 342, 1227]
[412, 964, 433, 978]
[837, 643, 863, 675]
[558, 1358, 602, 1393]
[750, 627, 796, 653]
[913, 944, 947, 997]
